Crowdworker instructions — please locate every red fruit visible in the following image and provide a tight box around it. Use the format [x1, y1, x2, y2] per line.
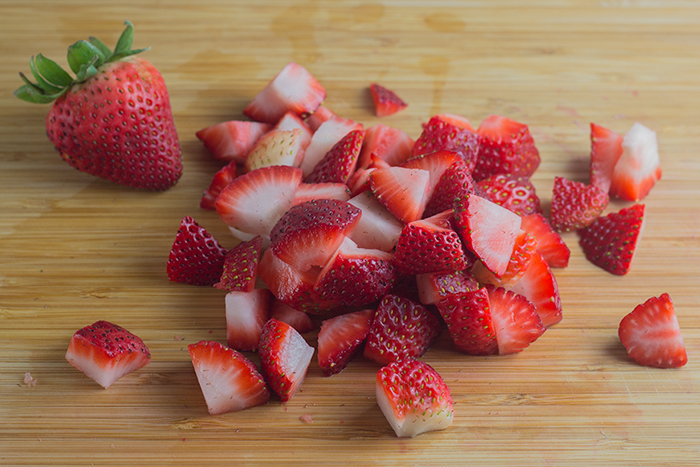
[416, 269, 479, 305]
[272, 111, 313, 148]
[519, 213, 570, 268]
[167, 216, 228, 286]
[269, 299, 316, 334]
[474, 115, 540, 182]
[363, 294, 441, 366]
[300, 116, 363, 176]
[243, 129, 307, 172]
[292, 182, 351, 205]
[305, 105, 335, 132]
[188, 340, 270, 415]
[589, 122, 623, 193]
[412, 116, 480, 170]
[369, 83, 408, 117]
[550, 176, 609, 232]
[225, 288, 272, 351]
[510, 250, 563, 327]
[472, 230, 537, 288]
[346, 167, 374, 197]
[318, 309, 375, 376]
[65, 320, 150, 389]
[306, 129, 364, 183]
[368, 153, 392, 169]
[434, 113, 474, 131]
[436, 288, 498, 355]
[244, 62, 326, 123]
[196, 120, 272, 163]
[618, 293, 687, 369]
[376, 359, 454, 438]
[578, 204, 645, 275]
[401, 150, 464, 202]
[258, 318, 315, 402]
[358, 124, 414, 168]
[20, 23, 182, 190]
[487, 286, 545, 355]
[369, 166, 431, 223]
[347, 191, 404, 252]
[200, 161, 238, 210]
[392, 210, 467, 275]
[214, 236, 263, 292]
[423, 161, 476, 218]
[477, 174, 542, 217]
[609, 122, 662, 201]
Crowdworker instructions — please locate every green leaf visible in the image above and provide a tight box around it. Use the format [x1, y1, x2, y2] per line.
[88, 36, 112, 59]
[18, 72, 46, 95]
[35, 54, 73, 87]
[75, 55, 100, 82]
[108, 47, 150, 63]
[29, 56, 64, 94]
[67, 40, 105, 74]
[114, 20, 135, 56]
[14, 84, 60, 104]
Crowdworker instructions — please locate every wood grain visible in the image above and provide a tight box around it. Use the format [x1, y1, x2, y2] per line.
[1, 1, 699, 465]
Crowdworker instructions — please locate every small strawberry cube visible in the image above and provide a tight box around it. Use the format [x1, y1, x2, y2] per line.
[269, 299, 316, 334]
[358, 124, 414, 168]
[318, 309, 375, 376]
[167, 216, 228, 287]
[225, 288, 272, 351]
[347, 191, 404, 252]
[214, 236, 263, 293]
[589, 122, 623, 193]
[416, 269, 479, 305]
[300, 116, 363, 177]
[369, 83, 408, 117]
[436, 288, 498, 356]
[369, 166, 431, 223]
[474, 115, 540, 181]
[196, 120, 272, 163]
[610, 122, 662, 201]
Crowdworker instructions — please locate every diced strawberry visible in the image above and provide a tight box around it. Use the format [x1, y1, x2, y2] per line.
[487, 286, 545, 355]
[401, 150, 464, 202]
[305, 105, 336, 132]
[369, 83, 408, 117]
[269, 299, 316, 334]
[474, 115, 540, 182]
[369, 166, 431, 223]
[434, 113, 474, 131]
[416, 269, 479, 305]
[214, 236, 263, 292]
[196, 120, 272, 163]
[472, 230, 537, 288]
[476, 174, 542, 217]
[273, 111, 313, 148]
[292, 182, 351, 205]
[225, 288, 272, 351]
[167, 216, 228, 286]
[609, 122, 662, 201]
[412, 116, 480, 170]
[519, 213, 570, 268]
[453, 194, 522, 278]
[578, 204, 645, 275]
[65, 321, 151, 389]
[550, 176, 609, 232]
[244, 62, 326, 123]
[318, 309, 375, 376]
[376, 359, 454, 438]
[393, 210, 467, 275]
[258, 318, 315, 401]
[306, 129, 364, 184]
[368, 153, 392, 169]
[200, 161, 238, 210]
[300, 116, 363, 176]
[618, 293, 687, 369]
[358, 124, 414, 169]
[188, 340, 270, 415]
[509, 250, 563, 327]
[243, 129, 307, 172]
[590, 122, 623, 193]
[363, 294, 441, 366]
[347, 191, 404, 252]
[389, 273, 423, 304]
[216, 165, 303, 237]
[346, 167, 374, 196]
[436, 288, 498, 355]
[423, 161, 476, 218]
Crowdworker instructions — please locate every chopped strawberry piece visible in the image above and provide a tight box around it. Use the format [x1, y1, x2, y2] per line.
[358, 124, 414, 168]
[347, 191, 404, 252]
[292, 182, 351, 205]
[273, 111, 313, 148]
[472, 230, 537, 288]
[550, 176, 609, 232]
[590, 122, 623, 193]
[376, 359, 454, 438]
[346, 167, 374, 197]
[369, 83, 408, 117]
[519, 213, 570, 268]
[389, 273, 423, 304]
[412, 116, 480, 170]
[436, 288, 498, 355]
[243, 129, 307, 172]
[196, 120, 272, 163]
[474, 115, 540, 181]
[368, 153, 392, 169]
[609, 122, 662, 201]
[300, 116, 363, 176]
[167, 216, 228, 286]
[477, 174, 542, 217]
[269, 299, 316, 334]
[200, 161, 238, 210]
[618, 293, 687, 369]
[416, 269, 479, 305]
[65, 321, 151, 389]
[318, 309, 375, 376]
[578, 204, 645, 275]
[510, 250, 563, 327]
[306, 129, 364, 184]
[487, 286, 545, 355]
[434, 113, 474, 131]
[401, 150, 464, 202]
[305, 105, 336, 132]
[188, 340, 270, 415]
[244, 62, 326, 123]
[225, 288, 272, 351]
[423, 161, 476, 218]
[214, 236, 263, 292]
[369, 166, 431, 223]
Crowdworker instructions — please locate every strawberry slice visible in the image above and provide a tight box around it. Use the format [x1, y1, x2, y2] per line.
[392, 210, 467, 275]
[509, 250, 563, 327]
[590, 122, 623, 193]
[609, 122, 662, 201]
[244, 62, 326, 123]
[300, 116, 363, 177]
[401, 150, 464, 202]
[423, 161, 476, 218]
[269, 299, 316, 334]
[292, 182, 351, 205]
[412, 116, 480, 170]
[216, 165, 303, 237]
[519, 213, 570, 268]
[306, 129, 364, 184]
[436, 288, 498, 355]
[188, 340, 270, 415]
[618, 293, 687, 368]
[477, 174, 542, 217]
[474, 115, 540, 181]
[318, 309, 375, 376]
[200, 161, 238, 210]
[550, 176, 609, 232]
[167, 216, 228, 286]
[487, 286, 545, 355]
[346, 167, 374, 197]
[363, 294, 441, 366]
[347, 191, 404, 252]
[376, 359, 454, 438]
[272, 111, 313, 147]
[305, 105, 336, 132]
[358, 124, 414, 168]
[416, 269, 479, 305]
[259, 318, 315, 402]
[472, 230, 537, 288]
[225, 288, 272, 351]
[214, 236, 263, 292]
[314, 237, 396, 307]
[196, 120, 272, 163]
[243, 129, 307, 172]
[65, 321, 151, 389]
[369, 166, 431, 223]
[578, 203, 645, 275]
[368, 153, 392, 170]
[369, 83, 408, 117]
[453, 194, 522, 278]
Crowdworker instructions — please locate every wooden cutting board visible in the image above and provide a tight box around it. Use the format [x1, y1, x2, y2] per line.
[1, 1, 699, 465]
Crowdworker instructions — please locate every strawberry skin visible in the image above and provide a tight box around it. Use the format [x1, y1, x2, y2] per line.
[618, 293, 687, 368]
[519, 213, 570, 268]
[369, 83, 408, 117]
[590, 122, 623, 193]
[200, 161, 238, 210]
[510, 250, 563, 328]
[487, 286, 545, 355]
[306, 129, 364, 184]
[477, 174, 542, 217]
[65, 320, 151, 389]
[244, 129, 307, 172]
[550, 176, 609, 232]
[412, 116, 480, 170]
[472, 230, 537, 288]
[423, 161, 476, 218]
[436, 288, 498, 355]
[474, 115, 540, 182]
[416, 269, 479, 305]
[214, 236, 263, 292]
[167, 216, 228, 286]
[318, 309, 375, 376]
[196, 120, 272, 163]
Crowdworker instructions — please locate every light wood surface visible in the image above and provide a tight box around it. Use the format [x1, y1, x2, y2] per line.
[1, 1, 699, 465]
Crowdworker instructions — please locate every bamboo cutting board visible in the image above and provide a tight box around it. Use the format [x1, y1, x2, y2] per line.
[1, 1, 699, 465]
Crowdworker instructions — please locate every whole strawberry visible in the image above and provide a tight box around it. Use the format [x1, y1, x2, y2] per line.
[15, 21, 182, 190]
